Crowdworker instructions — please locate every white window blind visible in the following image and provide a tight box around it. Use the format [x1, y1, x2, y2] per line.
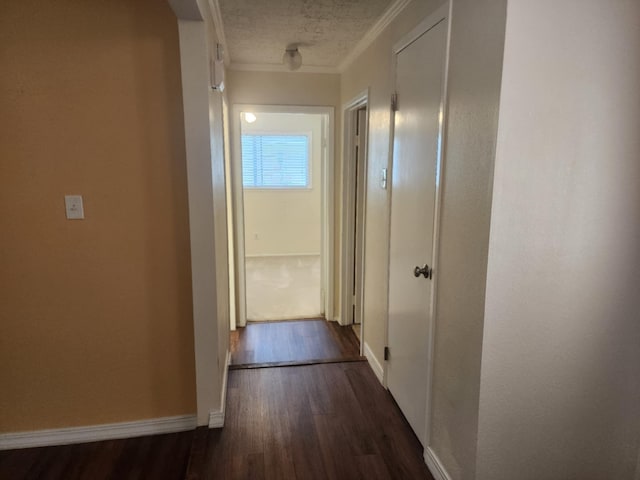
[242, 134, 310, 188]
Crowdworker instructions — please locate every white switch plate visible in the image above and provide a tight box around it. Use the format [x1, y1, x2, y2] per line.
[381, 168, 388, 189]
[64, 195, 84, 220]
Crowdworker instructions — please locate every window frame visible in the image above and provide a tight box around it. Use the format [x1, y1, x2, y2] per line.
[240, 130, 313, 191]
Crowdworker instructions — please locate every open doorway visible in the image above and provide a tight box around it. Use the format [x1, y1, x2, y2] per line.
[227, 105, 362, 367]
[341, 91, 369, 353]
[240, 111, 324, 321]
[231, 106, 333, 327]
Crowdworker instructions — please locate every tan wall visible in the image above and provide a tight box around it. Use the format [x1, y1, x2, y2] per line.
[226, 70, 341, 318]
[242, 113, 323, 256]
[477, 1, 640, 479]
[0, 0, 196, 432]
[340, 0, 444, 367]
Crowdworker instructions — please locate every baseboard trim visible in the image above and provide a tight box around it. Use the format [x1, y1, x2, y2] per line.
[0, 414, 197, 451]
[209, 349, 231, 428]
[424, 447, 452, 480]
[363, 341, 384, 386]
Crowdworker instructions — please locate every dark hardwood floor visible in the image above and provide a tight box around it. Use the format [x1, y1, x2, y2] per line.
[1, 321, 432, 480]
[0, 363, 432, 480]
[230, 319, 363, 368]
[0, 431, 194, 480]
[188, 362, 433, 480]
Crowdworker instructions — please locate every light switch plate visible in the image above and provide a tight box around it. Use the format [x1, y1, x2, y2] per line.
[64, 195, 84, 220]
[381, 168, 388, 189]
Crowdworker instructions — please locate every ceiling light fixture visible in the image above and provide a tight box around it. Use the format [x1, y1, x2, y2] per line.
[283, 47, 302, 71]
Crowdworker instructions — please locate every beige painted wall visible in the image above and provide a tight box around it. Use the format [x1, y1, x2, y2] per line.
[0, 0, 196, 432]
[427, 1, 507, 479]
[477, 1, 640, 479]
[241, 113, 322, 257]
[340, 0, 444, 368]
[226, 70, 341, 318]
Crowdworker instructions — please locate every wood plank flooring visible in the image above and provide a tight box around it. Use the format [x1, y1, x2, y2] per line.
[0, 363, 432, 480]
[230, 319, 362, 368]
[187, 362, 433, 480]
[0, 431, 193, 480]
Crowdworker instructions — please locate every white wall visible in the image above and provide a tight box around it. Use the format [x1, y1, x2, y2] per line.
[477, 1, 640, 479]
[427, 0, 507, 478]
[176, 19, 228, 425]
[241, 113, 322, 256]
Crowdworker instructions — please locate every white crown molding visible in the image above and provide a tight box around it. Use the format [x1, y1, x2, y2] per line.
[363, 341, 385, 386]
[228, 62, 339, 75]
[338, 0, 413, 72]
[209, 350, 231, 428]
[0, 415, 197, 451]
[424, 447, 452, 480]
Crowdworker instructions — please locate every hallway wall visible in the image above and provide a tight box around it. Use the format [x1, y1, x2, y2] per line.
[0, 0, 196, 432]
[340, 0, 444, 380]
[427, 1, 507, 478]
[477, 1, 640, 479]
[342, 1, 508, 478]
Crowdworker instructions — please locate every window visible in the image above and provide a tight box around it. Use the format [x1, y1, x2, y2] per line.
[241, 134, 310, 188]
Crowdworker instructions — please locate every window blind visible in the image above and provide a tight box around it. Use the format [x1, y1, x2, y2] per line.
[242, 134, 309, 188]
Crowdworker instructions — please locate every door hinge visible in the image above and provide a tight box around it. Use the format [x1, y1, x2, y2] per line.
[391, 92, 398, 112]
[352, 294, 357, 306]
[384, 346, 390, 361]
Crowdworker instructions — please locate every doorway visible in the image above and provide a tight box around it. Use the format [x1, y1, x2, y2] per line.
[230, 105, 335, 329]
[341, 91, 369, 352]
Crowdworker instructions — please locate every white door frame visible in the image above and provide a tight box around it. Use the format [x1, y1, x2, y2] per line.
[230, 104, 335, 327]
[385, 2, 451, 466]
[340, 90, 369, 353]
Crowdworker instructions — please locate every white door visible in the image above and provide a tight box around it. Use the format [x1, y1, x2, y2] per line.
[387, 18, 447, 444]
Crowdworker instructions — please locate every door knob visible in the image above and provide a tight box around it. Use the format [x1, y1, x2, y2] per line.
[414, 264, 432, 279]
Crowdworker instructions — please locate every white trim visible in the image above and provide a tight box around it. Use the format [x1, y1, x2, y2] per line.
[424, 447, 452, 480]
[322, 111, 336, 321]
[393, 4, 448, 54]
[228, 63, 339, 75]
[338, 0, 412, 72]
[209, 349, 231, 428]
[230, 105, 335, 327]
[363, 342, 384, 386]
[339, 90, 369, 360]
[177, 19, 223, 427]
[206, 0, 230, 65]
[423, 1, 452, 453]
[0, 415, 197, 451]
[245, 253, 320, 259]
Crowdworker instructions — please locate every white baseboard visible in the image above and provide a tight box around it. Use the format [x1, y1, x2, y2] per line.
[424, 447, 452, 480]
[363, 341, 384, 386]
[245, 253, 320, 258]
[0, 414, 197, 451]
[209, 349, 231, 428]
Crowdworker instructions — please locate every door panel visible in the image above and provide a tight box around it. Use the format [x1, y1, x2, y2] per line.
[387, 19, 447, 444]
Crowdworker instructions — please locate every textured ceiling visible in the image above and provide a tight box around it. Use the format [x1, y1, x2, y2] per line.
[218, 0, 394, 68]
